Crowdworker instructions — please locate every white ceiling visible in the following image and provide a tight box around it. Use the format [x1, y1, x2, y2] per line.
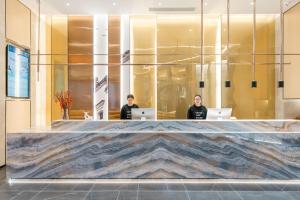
[20, 0, 297, 15]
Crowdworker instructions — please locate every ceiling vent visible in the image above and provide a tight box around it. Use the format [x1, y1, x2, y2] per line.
[149, 7, 196, 12]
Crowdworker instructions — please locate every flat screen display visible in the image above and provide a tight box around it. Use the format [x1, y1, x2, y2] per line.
[6, 44, 30, 98]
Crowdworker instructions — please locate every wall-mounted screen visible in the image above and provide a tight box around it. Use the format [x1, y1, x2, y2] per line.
[6, 44, 30, 98]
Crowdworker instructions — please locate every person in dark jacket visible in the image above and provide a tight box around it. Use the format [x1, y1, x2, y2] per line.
[120, 94, 139, 120]
[187, 95, 207, 120]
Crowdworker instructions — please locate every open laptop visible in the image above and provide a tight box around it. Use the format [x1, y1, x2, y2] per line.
[131, 108, 155, 120]
[206, 108, 232, 120]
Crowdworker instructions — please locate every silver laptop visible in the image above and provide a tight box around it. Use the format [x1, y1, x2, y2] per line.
[207, 108, 232, 120]
[131, 108, 155, 120]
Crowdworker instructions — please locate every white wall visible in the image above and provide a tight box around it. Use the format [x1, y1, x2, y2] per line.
[0, 0, 6, 167]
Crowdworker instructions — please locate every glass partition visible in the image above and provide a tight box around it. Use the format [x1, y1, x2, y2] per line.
[29, 0, 300, 123]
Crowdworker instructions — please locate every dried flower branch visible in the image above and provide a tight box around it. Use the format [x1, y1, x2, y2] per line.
[55, 90, 72, 110]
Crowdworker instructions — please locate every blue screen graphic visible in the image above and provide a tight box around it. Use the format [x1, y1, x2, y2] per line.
[7, 44, 30, 98]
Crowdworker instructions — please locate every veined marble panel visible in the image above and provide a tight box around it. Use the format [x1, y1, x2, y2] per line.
[6, 121, 300, 179]
[50, 120, 300, 133]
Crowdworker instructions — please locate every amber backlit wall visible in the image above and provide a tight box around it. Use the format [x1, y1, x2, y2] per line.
[68, 16, 93, 119]
[51, 16, 68, 121]
[130, 16, 156, 109]
[157, 16, 203, 119]
[28, 13, 281, 121]
[108, 16, 121, 120]
[221, 15, 275, 119]
[130, 14, 276, 119]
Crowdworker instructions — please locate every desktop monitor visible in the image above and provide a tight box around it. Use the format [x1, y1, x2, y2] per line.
[131, 108, 155, 120]
[207, 108, 232, 120]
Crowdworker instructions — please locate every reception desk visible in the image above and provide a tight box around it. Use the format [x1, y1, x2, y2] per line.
[6, 120, 300, 180]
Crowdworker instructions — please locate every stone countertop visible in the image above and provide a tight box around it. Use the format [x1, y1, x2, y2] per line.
[16, 120, 300, 134]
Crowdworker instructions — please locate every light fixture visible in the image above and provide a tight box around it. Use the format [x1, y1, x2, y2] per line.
[204, 2, 208, 6]
[158, 2, 162, 6]
[278, 81, 284, 88]
[225, 80, 231, 88]
[112, 2, 117, 6]
[199, 81, 205, 88]
[251, 80, 257, 88]
[66, 2, 70, 6]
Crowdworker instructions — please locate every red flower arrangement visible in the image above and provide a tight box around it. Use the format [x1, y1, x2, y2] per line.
[55, 90, 73, 110]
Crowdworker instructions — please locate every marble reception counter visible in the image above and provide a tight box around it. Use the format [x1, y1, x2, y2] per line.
[6, 120, 300, 179]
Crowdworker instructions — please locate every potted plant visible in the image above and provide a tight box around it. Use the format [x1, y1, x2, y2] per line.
[55, 90, 72, 120]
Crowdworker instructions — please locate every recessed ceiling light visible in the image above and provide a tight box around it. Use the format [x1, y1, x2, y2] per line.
[250, 2, 254, 6]
[204, 2, 208, 6]
[158, 2, 162, 6]
[66, 2, 70, 6]
[112, 2, 117, 6]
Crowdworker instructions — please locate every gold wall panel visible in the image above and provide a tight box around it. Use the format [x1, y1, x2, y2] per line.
[284, 3, 300, 99]
[157, 15, 217, 119]
[130, 16, 156, 109]
[108, 16, 121, 120]
[6, 0, 31, 48]
[51, 16, 68, 121]
[222, 15, 275, 119]
[68, 16, 93, 119]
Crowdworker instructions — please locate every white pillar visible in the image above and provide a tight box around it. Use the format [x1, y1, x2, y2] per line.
[0, 0, 6, 166]
[94, 15, 108, 120]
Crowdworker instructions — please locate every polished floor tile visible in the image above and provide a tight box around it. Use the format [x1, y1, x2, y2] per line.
[11, 191, 37, 200]
[139, 191, 188, 200]
[286, 191, 300, 200]
[92, 184, 122, 191]
[85, 191, 119, 200]
[217, 191, 242, 200]
[31, 191, 87, 200]
[167, 183, 185, 191]
[72, 184, 94, 191]
[117, 191, 137, 200]
[0, 167, 300, 200]
[238, 191, 295, 200]
[118, 184, 138, 191]
[139, 184, 168, 191]
[0, 191, 21, 200]
[188, 191, 222, 200]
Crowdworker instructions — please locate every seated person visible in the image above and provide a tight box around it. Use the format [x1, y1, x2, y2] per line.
[120, 94, 139, 120]
[187, 95, 207, 120]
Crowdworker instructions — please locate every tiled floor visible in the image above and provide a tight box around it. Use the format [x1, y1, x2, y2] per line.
[1, 167, 300, 200]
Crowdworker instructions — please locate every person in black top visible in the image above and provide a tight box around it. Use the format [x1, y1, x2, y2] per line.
[120, 94, 139, 120]
[187, 95, 207, 120]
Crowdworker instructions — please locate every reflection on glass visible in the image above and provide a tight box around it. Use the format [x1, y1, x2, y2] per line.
[222, 15, 275, 119]
[68, 16, 94, 119]
[157, 15, 218, 119]
[51, 16, 68, 121]
[130, 16, 156, 109]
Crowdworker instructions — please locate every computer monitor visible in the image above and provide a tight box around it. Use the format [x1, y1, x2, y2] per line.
[131, 108, 155, 120]
[206, 108, 232, 120]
